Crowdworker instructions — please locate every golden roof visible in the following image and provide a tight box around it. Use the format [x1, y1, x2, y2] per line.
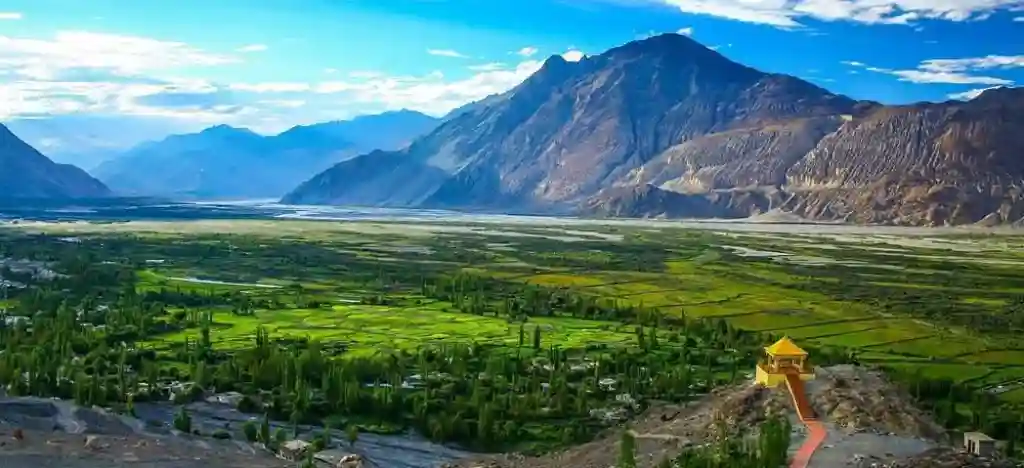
[764, 336, 807, 356]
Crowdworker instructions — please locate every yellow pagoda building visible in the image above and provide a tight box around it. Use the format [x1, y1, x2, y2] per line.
[755, 336, 814, 388]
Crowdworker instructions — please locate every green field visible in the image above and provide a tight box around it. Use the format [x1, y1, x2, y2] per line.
[11, 220, 1024, 382]
[3, 218, 1024, 451]
[145, 297, 642, 358]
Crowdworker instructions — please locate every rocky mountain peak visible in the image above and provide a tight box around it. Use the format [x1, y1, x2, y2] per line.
[967, 86, 1024, 107]
[283, 35, 1024, 226]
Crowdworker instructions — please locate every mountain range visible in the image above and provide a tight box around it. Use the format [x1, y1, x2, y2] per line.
[2, 33, 1022, 225]
[283, 33, 1024, 226]
[0, 124, 110, 199]
[92, 110, 440, 199]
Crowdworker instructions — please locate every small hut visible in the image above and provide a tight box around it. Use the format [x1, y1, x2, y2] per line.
[964, 432, 996, 457]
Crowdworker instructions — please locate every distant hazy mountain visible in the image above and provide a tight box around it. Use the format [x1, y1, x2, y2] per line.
[305, 109, 441, 151]
[5, 115, 194, 171]
[93, 110, 440, 199]
[284, 33, 1024, 226]
[0, 123, 110, 199]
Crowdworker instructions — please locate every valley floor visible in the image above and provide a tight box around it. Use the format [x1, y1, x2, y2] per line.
[1, 216, 1022, 466]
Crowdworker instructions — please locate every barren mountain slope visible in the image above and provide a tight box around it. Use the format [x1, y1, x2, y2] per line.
[284, 33, 1024, 226]
[779, 88, 1024, 225]
[593, 87, 1024, 225]
[0, 124, 110, 199]
[284, 33, 857, 210]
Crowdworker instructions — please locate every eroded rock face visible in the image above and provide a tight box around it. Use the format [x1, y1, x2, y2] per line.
[284, 33, 856, 212]
[283, 32, 1024, 226]
[595, 88, 1024, 225]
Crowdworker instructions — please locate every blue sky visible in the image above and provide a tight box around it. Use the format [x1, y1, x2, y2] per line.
[0, 0, 1022, 159]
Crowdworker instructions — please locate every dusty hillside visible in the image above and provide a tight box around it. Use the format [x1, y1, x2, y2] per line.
[0, 398, 286, 468]
[284, 33, 857, 212]
[446, 365, 1009, 468]
[283, 32, 1024, 226]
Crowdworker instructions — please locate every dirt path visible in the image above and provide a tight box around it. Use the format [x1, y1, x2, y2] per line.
[790, 420, 826, 468]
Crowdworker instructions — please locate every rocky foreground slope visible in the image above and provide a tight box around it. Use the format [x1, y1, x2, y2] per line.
[0, 124, 110, 199]
[0, 366, 1015, 467]
[283, 33, 1024, 226]
[0, 394, 465, 468]
[448, 365, 1016, 468]
[0, 398, 285, 468]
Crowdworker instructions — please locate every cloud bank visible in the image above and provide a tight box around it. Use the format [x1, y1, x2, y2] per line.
[657, 0, 1024, 27]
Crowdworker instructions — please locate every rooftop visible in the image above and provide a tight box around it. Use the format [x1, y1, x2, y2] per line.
[764, 336, 807, 356]
[964, 432, 995, 441]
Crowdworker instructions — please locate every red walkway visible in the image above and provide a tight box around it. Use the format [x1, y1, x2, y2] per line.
[786, 374, 827, 468]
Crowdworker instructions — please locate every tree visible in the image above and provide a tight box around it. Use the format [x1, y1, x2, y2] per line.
[533, 326, 542, 350]
[274, 427, 288, 445]
[320, 421, 332, 448]
[346, 424, 359, 447]
[258, 413, 271, 444]
[301, 450, 316, 468]
[617, 429, 636, 468]
[242, 420, 258, 442]
[173, 407, 192, 433]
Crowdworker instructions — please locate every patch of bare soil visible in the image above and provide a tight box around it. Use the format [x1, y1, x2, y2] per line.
[881, 447, 1020, 468]
[0, 397, 286, 468]
[805, 365, 946, 440]
[0, 426, 287, 468]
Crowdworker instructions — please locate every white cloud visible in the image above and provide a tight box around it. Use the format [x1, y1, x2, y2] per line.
[1015, 16, 1024, 20]
[228, 82, 311, 93]
[468, 62, 506, 71]
[562, 49, 585, 62]
[0, 29, 557, 133]
[309, 59, 544, 116]
[0, 12, 22, 20]
[845, 55, 1024, 85]
[919, 55, 1024, 72]
[677, 27, 694, 35]
[948, 86, 1003, 100]
[0, 31, 236, 80]
[841, 60, 865, 66]
[427, 48, 468, 58]
[660, 0, 801, 27]
[258, 99, 306, 108]
[880, 68, 1011, 84]
[0, 31, 240, 120]
[516, 47, 538, 57]
[236, 44, 268, 53]
[657, 0, 1022, 27]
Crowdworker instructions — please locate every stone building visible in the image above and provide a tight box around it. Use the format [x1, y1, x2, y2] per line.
[963, 432, 996, 457]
